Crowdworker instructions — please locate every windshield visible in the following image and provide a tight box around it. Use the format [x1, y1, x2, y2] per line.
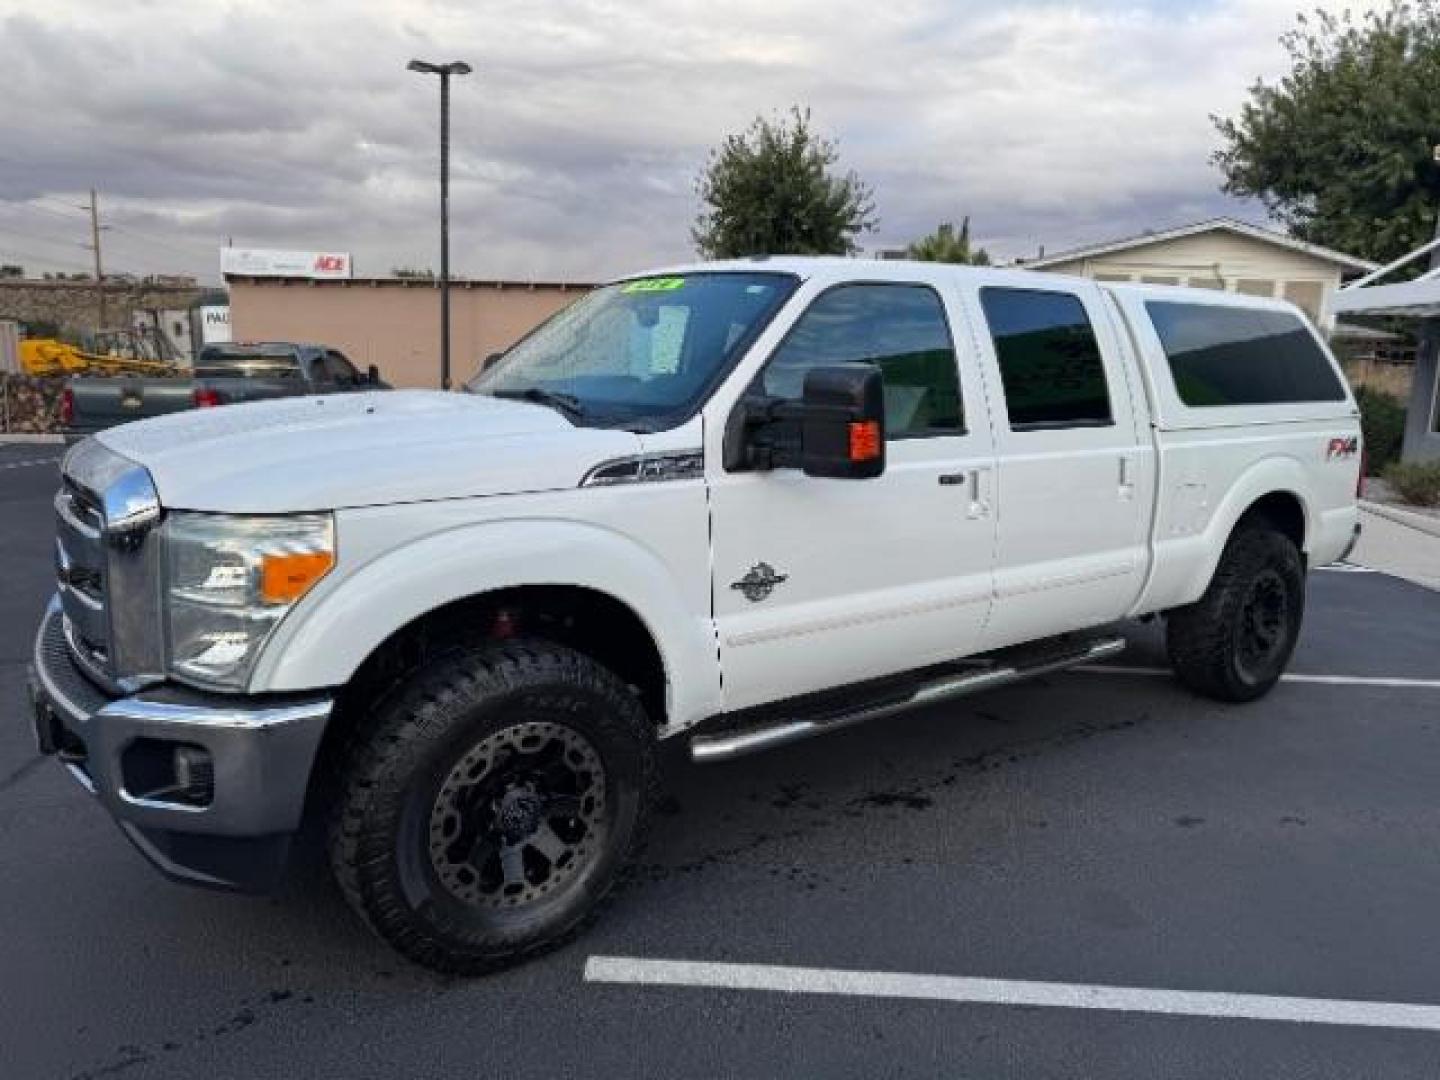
[467, 271, 798, 430]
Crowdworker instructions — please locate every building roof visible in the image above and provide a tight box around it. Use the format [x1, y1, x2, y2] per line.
[1024, 217, 1378, 274]
[224, 274, 595, 291]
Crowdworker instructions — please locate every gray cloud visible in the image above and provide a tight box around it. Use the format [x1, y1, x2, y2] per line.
[0, 0, 1384, 283]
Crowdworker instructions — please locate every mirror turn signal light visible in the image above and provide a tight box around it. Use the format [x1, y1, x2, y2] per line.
[260, 550, 334, 604]
[848, 420, 882, 463]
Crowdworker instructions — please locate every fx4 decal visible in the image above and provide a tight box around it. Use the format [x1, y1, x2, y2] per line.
[1326, 435, 1359, 461]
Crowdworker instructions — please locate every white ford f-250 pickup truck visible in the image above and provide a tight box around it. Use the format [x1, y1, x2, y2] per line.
[29, 257, 1362, 972]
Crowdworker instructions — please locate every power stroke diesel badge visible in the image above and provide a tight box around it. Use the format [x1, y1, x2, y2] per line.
[731, 562, 788, 603]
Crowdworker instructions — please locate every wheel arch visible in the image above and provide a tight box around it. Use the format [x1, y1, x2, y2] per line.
[1234, 489, 1307, 555]
[1138, 454, 1317, 614]
[335, 582, 670, 728]
[250, 518, 723, 732]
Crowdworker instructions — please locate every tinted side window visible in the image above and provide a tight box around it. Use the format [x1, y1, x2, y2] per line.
[761, 284, 962, 437]
[979, 288, 1112, 429]
[1146, 301, 1347, 407]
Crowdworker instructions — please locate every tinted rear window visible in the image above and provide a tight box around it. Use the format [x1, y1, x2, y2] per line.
[979, 287, 1112, 429]
[1146, 302, 1346, 407]
[195, 349, 302, 378]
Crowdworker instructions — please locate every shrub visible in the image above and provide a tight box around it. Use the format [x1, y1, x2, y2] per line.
[1383, 461, 1440, 507]
[1354, 386, 1406, 474]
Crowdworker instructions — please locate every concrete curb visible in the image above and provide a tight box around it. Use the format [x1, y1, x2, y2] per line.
[0, 434, 64, 445]
[1360, 499, 1440, 540]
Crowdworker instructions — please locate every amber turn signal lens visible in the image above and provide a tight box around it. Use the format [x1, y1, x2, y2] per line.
[848, 420, 881, 462]
[260, 550, 334, 604]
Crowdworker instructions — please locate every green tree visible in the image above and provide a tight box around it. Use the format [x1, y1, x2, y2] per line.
[693, 107, 877, 258]
[1212, 1, 1440, 264]
[907, 217, 992, 265]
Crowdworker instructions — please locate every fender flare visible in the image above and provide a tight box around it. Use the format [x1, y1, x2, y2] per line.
[249, 518, 722, 731]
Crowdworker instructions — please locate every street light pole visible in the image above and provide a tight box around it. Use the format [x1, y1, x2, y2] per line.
[408, 59, 472, 390]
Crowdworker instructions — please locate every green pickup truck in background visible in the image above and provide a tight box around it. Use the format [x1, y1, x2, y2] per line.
[62, 342, 389, 438]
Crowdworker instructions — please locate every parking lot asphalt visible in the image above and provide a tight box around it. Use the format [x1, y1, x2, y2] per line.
[3, 442, 1440, 1079]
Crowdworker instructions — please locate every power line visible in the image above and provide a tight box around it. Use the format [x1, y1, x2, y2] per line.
[1, 188, 217, 280]
[0, 223, 89, 253]
[2, 183, 214, 257]
[36, 195, 89, 220]
[3, 200, 88, 225]
[105, 221, 214, 263]
[0, 247, 105, 274]
[8, 193, 202, 250]
[27, 193, 204, 257]
[4, 202, 213, 279]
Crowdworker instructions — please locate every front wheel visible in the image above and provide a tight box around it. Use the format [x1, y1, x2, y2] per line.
[328, 640, 656, 974]
[1165, 526, 1305, 703]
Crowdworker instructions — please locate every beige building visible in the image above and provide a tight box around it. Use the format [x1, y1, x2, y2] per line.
[228, 275, 594, 388]
[1025, 218, 1376, 330]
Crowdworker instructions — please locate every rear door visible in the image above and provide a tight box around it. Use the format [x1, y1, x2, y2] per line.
[706, 276, 998, 712]
[963, 279, 1153, 648]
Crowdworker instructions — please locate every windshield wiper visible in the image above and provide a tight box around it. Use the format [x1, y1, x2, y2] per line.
[489, 387, 587, 421]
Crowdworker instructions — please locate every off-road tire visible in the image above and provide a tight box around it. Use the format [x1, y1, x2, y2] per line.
[328, 639, 657, 974]
[1165, 526, 1305, 703]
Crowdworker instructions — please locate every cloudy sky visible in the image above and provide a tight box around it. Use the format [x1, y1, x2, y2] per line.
[0, 0, 1385, 284]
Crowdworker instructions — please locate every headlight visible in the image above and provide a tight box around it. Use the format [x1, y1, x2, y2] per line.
[165, 512, 335, 690]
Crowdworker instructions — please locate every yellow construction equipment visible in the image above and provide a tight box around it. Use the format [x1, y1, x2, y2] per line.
[19, 338, 180, 378]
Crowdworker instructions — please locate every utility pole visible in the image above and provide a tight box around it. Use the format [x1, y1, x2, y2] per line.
[85, 189, 106, 332]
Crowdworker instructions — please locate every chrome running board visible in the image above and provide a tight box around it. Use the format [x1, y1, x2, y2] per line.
[689, 636, 1128, 764]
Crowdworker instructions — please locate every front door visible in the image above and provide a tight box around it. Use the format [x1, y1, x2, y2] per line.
[706, 279, 998, 713]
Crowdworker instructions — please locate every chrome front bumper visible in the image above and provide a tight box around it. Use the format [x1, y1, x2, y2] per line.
[28, 596, 333, 890]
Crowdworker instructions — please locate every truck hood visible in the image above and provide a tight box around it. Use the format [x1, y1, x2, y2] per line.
[95, 390, 642, 513]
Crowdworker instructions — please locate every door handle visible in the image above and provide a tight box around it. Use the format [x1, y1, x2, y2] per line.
[1118, 454, 1136, 499]
[967, 468, 991, 519]
[941, 470, 990, 518]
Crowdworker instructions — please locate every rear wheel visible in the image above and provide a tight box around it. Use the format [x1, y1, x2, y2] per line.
[328, 639, 656, 974]
[1165, 526, 1305, 703]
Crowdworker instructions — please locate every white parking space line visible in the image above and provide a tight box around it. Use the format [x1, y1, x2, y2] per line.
[585, 956, 1440, 1034]
[0, 456, 62, 472]
[1080, 665, 1440, 690]
[1316, 563, 1377, 573]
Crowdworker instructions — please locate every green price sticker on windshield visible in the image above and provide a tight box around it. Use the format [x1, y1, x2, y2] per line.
[621, 276, 686, 294]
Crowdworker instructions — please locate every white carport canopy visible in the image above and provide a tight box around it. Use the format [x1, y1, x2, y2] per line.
[1333, 234, 1440, 465]
[1333, 235, 1440, 319]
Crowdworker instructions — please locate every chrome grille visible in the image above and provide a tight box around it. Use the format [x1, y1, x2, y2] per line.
[55, 485, 110, 664]
[54, 440, 166, 693]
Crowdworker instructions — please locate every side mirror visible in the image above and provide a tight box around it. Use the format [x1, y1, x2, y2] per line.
[366, 364, 380, 384]
[796, 363, 886, 478]
[726, 362, 886, 479]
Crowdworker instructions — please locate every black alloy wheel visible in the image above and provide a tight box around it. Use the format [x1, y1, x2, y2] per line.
[330, 640, 656, 974]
